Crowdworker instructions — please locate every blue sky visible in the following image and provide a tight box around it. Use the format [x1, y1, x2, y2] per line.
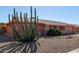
[0, 6, 79, 24]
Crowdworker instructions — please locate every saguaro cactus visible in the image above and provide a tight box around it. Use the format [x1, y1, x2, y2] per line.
[8, 7, 39, 42]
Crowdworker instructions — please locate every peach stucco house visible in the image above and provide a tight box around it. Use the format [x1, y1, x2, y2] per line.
[4, 19, 79, 36]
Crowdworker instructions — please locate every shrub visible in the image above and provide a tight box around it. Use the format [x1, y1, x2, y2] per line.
[47, 29, 62, 36]
[47, 29, 56, 36]
[55, 29, 62, 35]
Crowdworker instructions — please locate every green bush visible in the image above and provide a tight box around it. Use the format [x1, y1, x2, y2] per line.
[47, 29, 62, 36]
[55, 29, 62, 35]
[47, 29, 56, 36]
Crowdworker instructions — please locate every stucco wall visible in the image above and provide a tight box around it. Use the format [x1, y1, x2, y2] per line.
[4, 21, 77, 36]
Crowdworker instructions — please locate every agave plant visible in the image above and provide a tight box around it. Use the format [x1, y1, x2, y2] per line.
[8, 7, 39, 42]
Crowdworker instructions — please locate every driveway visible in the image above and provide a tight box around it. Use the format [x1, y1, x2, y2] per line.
[0, 35, 13, 42]
[68, 48, 79, 53]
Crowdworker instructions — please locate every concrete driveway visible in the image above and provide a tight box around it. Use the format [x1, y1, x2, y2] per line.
[68, 48, 79, 53]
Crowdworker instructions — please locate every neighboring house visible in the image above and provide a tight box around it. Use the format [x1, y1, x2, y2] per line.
[3, 19, 79, 36]
[0, 25, 6, 34]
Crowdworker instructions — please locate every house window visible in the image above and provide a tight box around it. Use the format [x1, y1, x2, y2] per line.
[53, 26, 57, 29]
[49, 25, 57, 29]
[58, 26, 65, 31]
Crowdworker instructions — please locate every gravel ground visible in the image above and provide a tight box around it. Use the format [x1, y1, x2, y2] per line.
[37, 36, 79, 53]
[0, 34, 79, 53]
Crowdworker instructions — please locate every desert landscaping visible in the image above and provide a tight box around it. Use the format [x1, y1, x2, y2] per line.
[0, 34, 79, 53]
[0, 6, 79, 53]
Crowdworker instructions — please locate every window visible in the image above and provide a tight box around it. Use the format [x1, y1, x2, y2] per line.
[59, 26, 65, 31]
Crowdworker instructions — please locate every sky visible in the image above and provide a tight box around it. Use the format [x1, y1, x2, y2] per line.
[0, 6, 79, 24]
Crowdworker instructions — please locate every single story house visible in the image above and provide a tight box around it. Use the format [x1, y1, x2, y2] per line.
[3, 19, 79, 36]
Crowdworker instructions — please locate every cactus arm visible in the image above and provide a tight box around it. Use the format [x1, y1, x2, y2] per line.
[30, 6, 33, 37]
[13, 8, 16, 18]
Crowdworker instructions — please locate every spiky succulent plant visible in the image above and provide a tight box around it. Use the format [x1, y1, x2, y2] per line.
[8, 7, 39, 42]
